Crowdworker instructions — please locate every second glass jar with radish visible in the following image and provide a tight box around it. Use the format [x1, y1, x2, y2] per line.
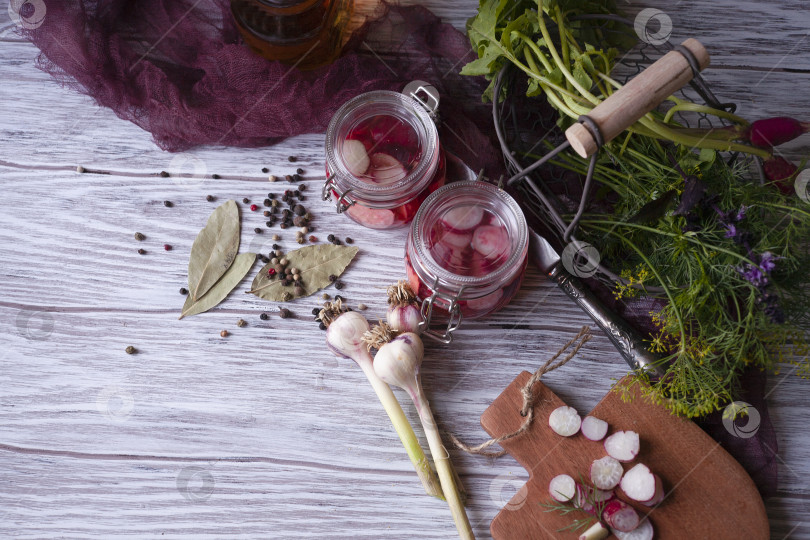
[323, 88, 446, 229]
[405, 180, 529, 342]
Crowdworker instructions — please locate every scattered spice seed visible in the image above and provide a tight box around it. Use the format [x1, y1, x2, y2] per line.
[295, 285, 305, 296]
[296, 168, 304, 174]
[358, 303, 367, 311]
[294, 205, 306, 216]
[207, 195, 216, 202]
[333, 238, 342, 246]
[298, 195, 306, 201]
[125, 345, 137, 354]
[335, 295, 345, 302]
[237, 319, 247, 328]
[345, 237, 353, 244]
[262, 167, 269, 173]
[250, 204, 258, 211]
[319, 322, 327, 331]
[269, 175, 277, 182]
[164, 244, 172, 251]
[254, 227, 262, 234]
[293, 174, 302, 182]
[242, 197, 250, 203]
[309, 235, 318, 242]
[260, 312, 269, 320]
[300, 227, 308, 234]
[76, 165, 85, 173]
[138, 248, 146, 255]
[179, 287, 188, 295]
[282, 293, 292, 302]
[304, 212, 312, 220]
[311, 307, 321, 316]
[271, 257, 279, 264]
[258, 255, 268, 263]
[288, 156, 297, 162]
[328, 274, 337, 282]
[280, 258, 288, 265]
[279, 307, 292, 318]
[268, 268, 276, 275]
[134, 232, 146, 241]
[322, 293, 330, 299]
[163, 200, 173, 207]
[327, 234, 335, 242]
[264, 210, 271, 217]
[297, 237, 305, 244]
[264, 199, 272, 207]
[271, 199, 279, 207]
[212, 173, 221, 179]
[285, 175, 293, 183]
[220, 330, 229, 338]
[265, 221, 273, 227]
[298, 184, 306, 191]
[293, 190, 300, 197]
[159, 170, 169, 178]
[334, 281, 344, 290]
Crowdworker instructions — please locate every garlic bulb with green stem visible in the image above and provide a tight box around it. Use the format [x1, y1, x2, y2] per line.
[386, 280, 423, 334]
[373, 332, 474, 540]
[323, 307, 442, 500]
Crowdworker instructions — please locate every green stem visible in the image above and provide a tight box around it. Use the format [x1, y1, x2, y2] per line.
[358, 360, 444, 501]
[663, 100, 749, 126]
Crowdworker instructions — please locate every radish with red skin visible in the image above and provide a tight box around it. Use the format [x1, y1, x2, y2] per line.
[763, 156, 799, 194]
[472, 224, 510, 259]
[604, 430, 640, 462]
[548, 405, 581, 436]
[346, 203, 395, 229]
[620, 463, 665, 505]
[575, 484, 615, 516]
[437, 229, 473, 249]
[746, 117, 810, 148]
[601, 499, 640, 533]
[548, 474, 576, 502]
[440, 206, 484, 232]
[611, 518, 655, 540]
[369, 152, 407, 184]
[581, 416, 609, 441]
[590, 455, 623, 490]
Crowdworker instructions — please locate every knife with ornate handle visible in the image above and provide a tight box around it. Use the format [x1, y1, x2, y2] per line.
[529, 230, 664, 375]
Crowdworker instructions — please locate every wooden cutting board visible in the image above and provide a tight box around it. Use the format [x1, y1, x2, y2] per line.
[481, 372, 769, 539]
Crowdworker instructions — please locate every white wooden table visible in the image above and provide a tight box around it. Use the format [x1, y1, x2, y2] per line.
[1, 1, 809, 538]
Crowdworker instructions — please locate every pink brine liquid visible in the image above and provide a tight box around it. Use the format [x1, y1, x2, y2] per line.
[336, 113, 445, 229]
[406, 204, 526, 318]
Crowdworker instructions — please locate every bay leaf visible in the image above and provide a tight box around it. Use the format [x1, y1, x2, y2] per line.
[249, 244, 359, 301]
[188, 200, 241, 301]
[180, 252, 256, 319]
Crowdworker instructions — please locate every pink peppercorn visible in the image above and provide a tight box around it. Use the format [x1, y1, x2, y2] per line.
[250, 204, 258, 211]
[268, 268, 276, 276]
[164, 244, 172, 251]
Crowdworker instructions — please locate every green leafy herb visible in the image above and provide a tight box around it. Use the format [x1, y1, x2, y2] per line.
[187, 200, 241, 301]
[249, 245, 359, 301]
[180, 252, 256, 319]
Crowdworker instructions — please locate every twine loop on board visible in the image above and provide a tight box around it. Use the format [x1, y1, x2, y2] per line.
[449, 326, 592, 457]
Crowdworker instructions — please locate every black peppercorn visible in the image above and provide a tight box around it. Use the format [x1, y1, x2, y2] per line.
[335, 295, 345, 303]
[163, 200, 173, 207]
[179, 287, 188, 295]
[328, 274, 337, 282]
[254, 227, 262, 234]
[138, 248, 146, 255]
[279, 223, 288, 229]
[262, 167, 269, 173]
[333, 238, 341, 246]
[319, 322, 327, 331]
[211, 173, 221, 179]
[272, 243, 280, 250]
[264, 199, 271, 207]
[242, 197, 250, 204]
[293, 174, 302, 182]
[293, 190, 300, 197]
[296, 168, 304, 174]
[298, 184, 306, 191]
[206, 195, 215, 202]
[345, 237, 353, 244]
[279, 307, 291, 318]
[288, 156, 297, 162]
[285, 175, 293, 183]
[263, 210, 271, 217]
[267, 193, 275, 199]
[159, 170, 169, 178]
[293, 205, 306, 216]
[260, 312, 269, 320]
[294, 285, 305, 296]
[134, 232, 146, 241]
[327, 234, 335, 242]
[312, 307, 321, 316]
[334, 281, 344, 290]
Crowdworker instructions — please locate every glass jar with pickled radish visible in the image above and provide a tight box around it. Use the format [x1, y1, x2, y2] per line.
[323, 89, 446, 230]
[405, 180, 529, 340]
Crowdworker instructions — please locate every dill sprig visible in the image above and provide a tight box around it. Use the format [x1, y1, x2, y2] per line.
[540, 478, 610, 533]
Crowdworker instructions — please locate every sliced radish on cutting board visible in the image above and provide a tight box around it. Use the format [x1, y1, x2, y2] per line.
[441, 206, 484, 232]
[611, 518, 655, 540]
[602, 499, 640, 533]
[621, 463, 664, 505]
[575, 484, 615, 516]
[604, 430, 640, 462]
[369, 152, 407, 184]
[342, 139, 370, 177]
[472, 224, 510, 259]
[581, 416, 609, 441]
[548, 474, 576, 502]
[590, 455, 623, 490]
[548, 405, 582, 436]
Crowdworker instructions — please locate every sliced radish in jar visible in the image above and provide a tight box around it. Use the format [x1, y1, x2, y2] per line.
[472, 224, 510, 259]
[464, 289, 504, 312]
[548, 405, 581, 437]
[621, 463, 664, 505]
[436, 229, 473, 249]
[346, 203, 395, 229]
[342, 139, 370, 177]
[441, 206, 484, 232]
[369, 152, 407, 184]
[602, 499, 640, 533]
[406, 263, 421, 296]
[581, 416, 609, 441]
[590, 456, 623, 490]
[604, 430, 640, 462]
[548, 474, 576, 502]
[611, 518, 654, 540]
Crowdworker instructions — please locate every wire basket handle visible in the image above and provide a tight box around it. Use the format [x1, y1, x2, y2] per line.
[566, 38, 710, 158]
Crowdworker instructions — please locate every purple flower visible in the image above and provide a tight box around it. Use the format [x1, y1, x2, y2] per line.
[759, 251, 777, 272]
[740, 264, 766, 287]
[725, 224, 737, 238]
[735, 205, 748, 222]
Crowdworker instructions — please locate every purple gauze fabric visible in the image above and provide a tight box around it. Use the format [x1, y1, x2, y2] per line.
[17, 0, 777, 496]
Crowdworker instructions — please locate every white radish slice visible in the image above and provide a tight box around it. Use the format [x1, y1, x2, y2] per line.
[548, 405, 581, 437]
[620, 463, 658, 502]
[346, 203, 395, 229]
[441, 206, 484, 232]
[601, 499, 640, 533]
[604, 430, 640, 462]
[590, 456, 623, 490]
[369, 152, 407, 184]
[548, 474, 576, 502]
[579, 521, 609, 540]
[612, 518, 655, 540]
[342, 139, 370, 177]
[465, 289, 504, 312]
[472, 224, 510, 259]
[640, 474, 665, 507]
[437, 230, 473, 249]
[581, 416, 609, 441]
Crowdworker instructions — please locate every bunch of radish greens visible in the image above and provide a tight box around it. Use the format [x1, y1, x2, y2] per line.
[463, 0, 810, 418]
